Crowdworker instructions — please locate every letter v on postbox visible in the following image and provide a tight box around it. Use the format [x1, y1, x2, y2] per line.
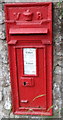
[4, 2, 52, 116]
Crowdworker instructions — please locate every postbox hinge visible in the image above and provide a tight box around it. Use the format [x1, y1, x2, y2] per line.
[8, 40, 17, 45]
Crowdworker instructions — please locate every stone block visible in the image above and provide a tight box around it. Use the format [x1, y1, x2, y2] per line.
[4, 0, 60, 2]
[0, 31, 5, 39]
[0, 11, 3, 24]
[4, 0, 15, 2]
[54, 66, 61, 75]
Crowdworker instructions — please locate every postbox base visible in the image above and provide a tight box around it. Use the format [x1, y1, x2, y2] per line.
[14, 111, 52, 116]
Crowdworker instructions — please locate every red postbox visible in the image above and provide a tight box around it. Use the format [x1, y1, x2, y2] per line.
[4, 2, 52, 116]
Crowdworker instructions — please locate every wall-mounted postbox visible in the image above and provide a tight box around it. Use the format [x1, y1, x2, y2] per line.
[5, 2, 52, 116]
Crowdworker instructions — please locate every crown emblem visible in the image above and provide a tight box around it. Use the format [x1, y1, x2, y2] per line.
[23, 9, 33, 21]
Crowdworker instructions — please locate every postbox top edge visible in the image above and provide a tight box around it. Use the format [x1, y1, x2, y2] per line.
[4, 2, 52, 7]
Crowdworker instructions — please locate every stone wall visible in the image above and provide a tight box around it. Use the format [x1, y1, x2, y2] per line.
[61, 1, 63, 117]
[0, 0, 63, 119]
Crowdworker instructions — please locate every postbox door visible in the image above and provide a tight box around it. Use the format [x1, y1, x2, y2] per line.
[16, 45, 46, 110]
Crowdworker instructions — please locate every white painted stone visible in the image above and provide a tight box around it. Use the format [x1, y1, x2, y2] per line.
[54, 66, 61, 75]
[4, 0, 15, 2]
[10, 112, 15, 118]
[15, 115, 20, 118]
[4, 97, 11, 110]
[0, 11, 3, 24]
[0, 104, 5, 119]
[0, 86, 2, 101]
[3, 86, 11, 96]
[2, 51, 8, 64]
[0, 32, 5, 40]
[57, 61, 61, 66]
[0, 111, 5, 119]
[0, 92, 2, 101]
[4, 0, 60, 2]
[15, 0, 60, 2]
[3, 86, 11, 110]
[0, 0, 4, 3]
[54, 104, 58, 110]
[0, 41, 3, 51]
[57, 52, 62, 56]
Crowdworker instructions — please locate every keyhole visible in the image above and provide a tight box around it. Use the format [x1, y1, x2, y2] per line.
[23, 82, 26, 86]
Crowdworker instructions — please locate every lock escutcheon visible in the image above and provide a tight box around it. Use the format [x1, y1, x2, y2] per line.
[21, 77, 34, 87]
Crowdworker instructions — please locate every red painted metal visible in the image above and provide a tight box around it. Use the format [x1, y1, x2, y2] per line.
[4, 2, 52, 116]
[9, 28, 48, 34]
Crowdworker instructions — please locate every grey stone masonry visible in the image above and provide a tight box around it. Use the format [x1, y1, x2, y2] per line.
[0, 0, 62, 120]
[0, 0, 61, 3]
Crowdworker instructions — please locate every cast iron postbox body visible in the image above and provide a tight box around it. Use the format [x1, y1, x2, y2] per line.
[5, 2, 52, 116]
